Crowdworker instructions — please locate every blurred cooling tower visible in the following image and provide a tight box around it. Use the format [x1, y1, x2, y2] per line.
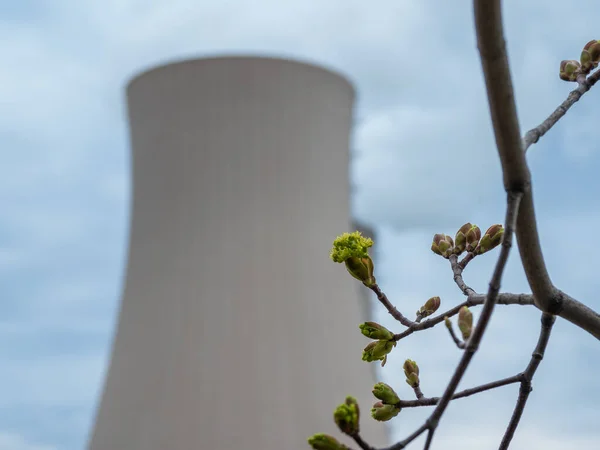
[87, 56, 388, 450]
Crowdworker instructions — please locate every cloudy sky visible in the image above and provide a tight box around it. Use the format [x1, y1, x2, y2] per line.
[2, 1, 600, 449]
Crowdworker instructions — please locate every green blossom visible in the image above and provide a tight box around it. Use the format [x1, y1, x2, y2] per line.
[330, 231, 374, 263]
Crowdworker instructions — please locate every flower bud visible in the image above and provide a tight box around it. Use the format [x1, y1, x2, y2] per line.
[560, 60, 582, 82]
[465, 224, 481, 253]
[458, 306, 473, 341]
[417, 296, 440, 319]
[362, 340, 396, 367]
[372, 382, 400, 405]
[370, 401, 401, 422]
[431, 234, 454, 259]
[333, 396, 360, 435]
[359, 322, 394, 340]
[403, 359, 420, 388]
[475, 224, 504, 255]
[581, 40, 600, 73]
[308, 434, 348, 450]
[454, 223, 472, 255]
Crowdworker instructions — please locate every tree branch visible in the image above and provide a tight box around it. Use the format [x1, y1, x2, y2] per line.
[499, 313, 555, 449]
[523, 69, 600, 153]
[370, 284, 416, 327]
[391, 293, 533, 342]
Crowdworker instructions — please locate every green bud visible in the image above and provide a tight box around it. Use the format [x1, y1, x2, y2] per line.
[431, 234, 454, 259]
[581, 40, 600, 73]
[359, 322, 394, 340]
[560, 59, 582, 82]
[465, 224, 481, 253]
[333, 396, 360, 436]
[372, 382, 400, 405]
[475, 224, 504, 255]
[403, 359, 420, 388]
[458, 306, 473, 341]
[444, 316, 451, 329]
[362, 340, 396, 367]
[308, 434, 348, 450]
[343, 256, 376, 287]
[370, 401, 401, 422]
[454, 223, 472, 255]
[417, 296, 440, 319]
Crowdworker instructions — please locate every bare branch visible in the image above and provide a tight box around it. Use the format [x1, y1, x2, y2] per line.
[499, 313, 555, 449]
[398, 374, 521, 408]
[523, 69, 600, 153]
[449, 254, 475, 296]
[370, 284, 416, 327]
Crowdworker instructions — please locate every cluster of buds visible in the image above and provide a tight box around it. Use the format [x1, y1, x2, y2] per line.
[454, 223, 481, 255]
[330, 231, 376, 287]
[458, 306, 473, 341]
[308, 434, 348, 450]
[333, 396, 360, 436]
[416, 296, 441, 319]
[432, 223, 503, 258]
[403, 359, 420, 388]
[359, 322, 396, 366]
[371, 382, 401, 421]
[560, 39, 600, 81]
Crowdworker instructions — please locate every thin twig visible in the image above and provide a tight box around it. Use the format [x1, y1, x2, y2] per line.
[391, 293, 533, 342]
[499, 313, 555, 449]
[352, 433, 375, 450]
[444, 319, 466, 349]
[412, 385, 424, 400]
[523, 69, 600, 153]
[370, 284, 416, 327]
[397, 374, 522, 408]
[449, 254, 475, 296]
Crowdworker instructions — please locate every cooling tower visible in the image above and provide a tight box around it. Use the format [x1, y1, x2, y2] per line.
[87, 56, 388, 450]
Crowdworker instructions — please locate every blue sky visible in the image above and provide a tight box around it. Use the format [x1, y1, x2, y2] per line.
[1, 1, 600, 449]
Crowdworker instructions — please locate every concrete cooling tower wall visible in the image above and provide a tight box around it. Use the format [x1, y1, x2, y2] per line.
[87, 56, 388, 450]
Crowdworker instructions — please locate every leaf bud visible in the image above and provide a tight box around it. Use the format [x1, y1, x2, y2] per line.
[559, 59, 582, 82]
[417, 296, 440, 319]
[458, 306, 473, 341]
[362, 340, 396, 367]
[359, 322, 394, 340]
[475, 224, 504, 255]
[454, 223, 472, 255]
[403, 359, 420, 388]
[307, 434, 348, 450]
[581, 40, 600, 73]
[431, 234, 454, 259]
[370, 401, 401, 422]
[372, 382, 400, 405]
[465, 224, 482, 253]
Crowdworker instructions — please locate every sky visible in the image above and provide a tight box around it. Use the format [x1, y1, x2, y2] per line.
[1, 1, 600, 449]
